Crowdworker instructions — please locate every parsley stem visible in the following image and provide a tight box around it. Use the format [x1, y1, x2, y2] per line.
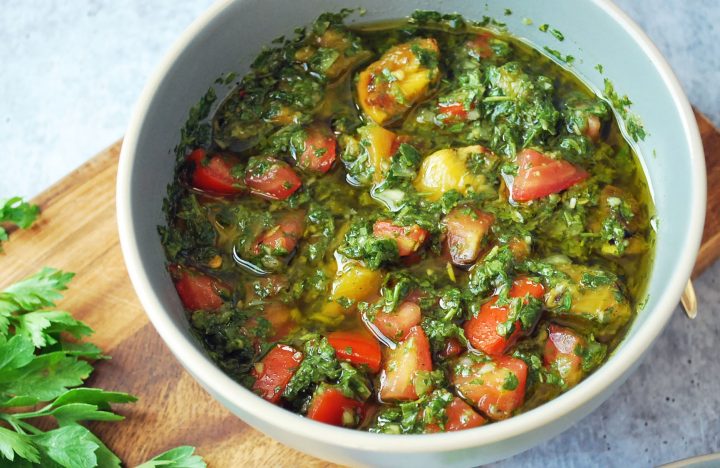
[0, 414, 26, 434]
[11, 405, 51, 420]
[16, 419, 43, 435]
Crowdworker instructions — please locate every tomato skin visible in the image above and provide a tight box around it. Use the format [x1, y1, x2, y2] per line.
[466, 32, 494, 59]
[188, 149, 244, 195]
[307, 387, 363, 426]
[298, 126, 337, 173]
[245, 156, 302, 200]
[379, 326, 433, 402]
[252, 344, 303, 404]
[373, 220, 429, 256]
[438, 102, 469, 121]
[544, 324, 585, 388]
[440, 337, 464, 359]
[327, 330, 382, 373]
[173, 269, 225, 311]
[372, 300, 422, 342]
[452, 354, 528, 420]
[445, 397, 486, 431]
[464, 297, 521, 356]
[253, 211, 305, 256]
[511, 277, 545, 299]
[464, 277, 544, 356]
[511, 149, 589, 202]
[443, 207, 494, 266]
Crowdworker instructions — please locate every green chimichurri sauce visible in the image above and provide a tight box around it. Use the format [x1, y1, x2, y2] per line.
[160, 10, 654, 432]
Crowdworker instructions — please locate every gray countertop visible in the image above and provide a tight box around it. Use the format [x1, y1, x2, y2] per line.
[1, 1, 718, 466]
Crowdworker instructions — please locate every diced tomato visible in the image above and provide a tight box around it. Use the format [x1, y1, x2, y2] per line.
[443, 207, 494, 266]
[173, 269, 225, 311]
[585, 115, 602, 141]
[327, 330, 382, 373]
[511, 276, 546, 300]
[388, 134, 411, 157]
[373, 220, 429, 256]
[467, 32, 494, 59]
[438, 102, 469, 121]
[464, 297, 521, 356]
[188, 149, 244, 195]
[253, 211, 305, 256]
[440, 338, 464, 359]
[372, 300, 422, 342]
[511, 149, 589, 202]
[464, 277, 544, 356]
[307, 387, 363, 426]
[544, 324, 585, 388]
[252, 344, 303, 404]
[245, 156, 302, 200]
[379, 326, 432, 402]
[445, 397, 486, 431]
[452, 354, 528, 420]
[298, 126, 337, 173]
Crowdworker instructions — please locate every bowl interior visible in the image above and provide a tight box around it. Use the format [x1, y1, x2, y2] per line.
[117, 0, 705, 461]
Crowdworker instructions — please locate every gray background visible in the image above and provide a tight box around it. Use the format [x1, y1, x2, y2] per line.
[1, 1, 718, 466]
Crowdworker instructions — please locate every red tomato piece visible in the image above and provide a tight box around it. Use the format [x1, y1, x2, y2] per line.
[452, 354, 528, 420]
[464, 277, 544, 356]
[440, 337, 464, 359]
[252, 344, 303, 404]
[464, 297, 521, 356]
[298, 126, 337, 173]
[379, 326, 432, 402]
[438, 102, 469, 121]
[307, 387, 363, 426]
[372, 300, 422, 342]
[188, 149, 244, 195]
[443, 207, 495, 266]
[173, 269, 225, 311]
[544, 324, 585, 388]
[245, 156, 302, 200]
[466, 32, 494, 59]
[445, 397, 487, 431]
[511, 149, 589, 202]
[511, 276, 545, 299]
[373, 220, 429, 256]
[327, 330, 382, 373]
[389, 134, 411, 157]
[253, 211, 306, 256]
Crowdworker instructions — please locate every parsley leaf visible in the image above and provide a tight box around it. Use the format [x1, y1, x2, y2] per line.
[0, 197, 40, 251]
[0, 426, 39, 463]
[136, 446, 207, 468]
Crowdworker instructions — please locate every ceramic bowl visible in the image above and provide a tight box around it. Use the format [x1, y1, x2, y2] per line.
[117, 0, 706, 465]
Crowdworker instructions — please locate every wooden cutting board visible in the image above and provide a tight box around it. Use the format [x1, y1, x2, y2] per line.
[0, 110, 718, 467]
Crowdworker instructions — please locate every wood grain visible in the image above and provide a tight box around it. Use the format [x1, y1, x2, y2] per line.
[0, 112, 717, 466]
[693, 110, 720, 278]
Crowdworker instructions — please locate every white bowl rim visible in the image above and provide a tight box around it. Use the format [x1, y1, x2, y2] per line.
[116, 0, 707, 454]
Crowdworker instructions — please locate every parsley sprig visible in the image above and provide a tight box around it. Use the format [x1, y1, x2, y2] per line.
[0, 268, 205, 468]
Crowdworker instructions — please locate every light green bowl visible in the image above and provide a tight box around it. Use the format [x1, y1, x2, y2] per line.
[117, 0, 706, 465]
